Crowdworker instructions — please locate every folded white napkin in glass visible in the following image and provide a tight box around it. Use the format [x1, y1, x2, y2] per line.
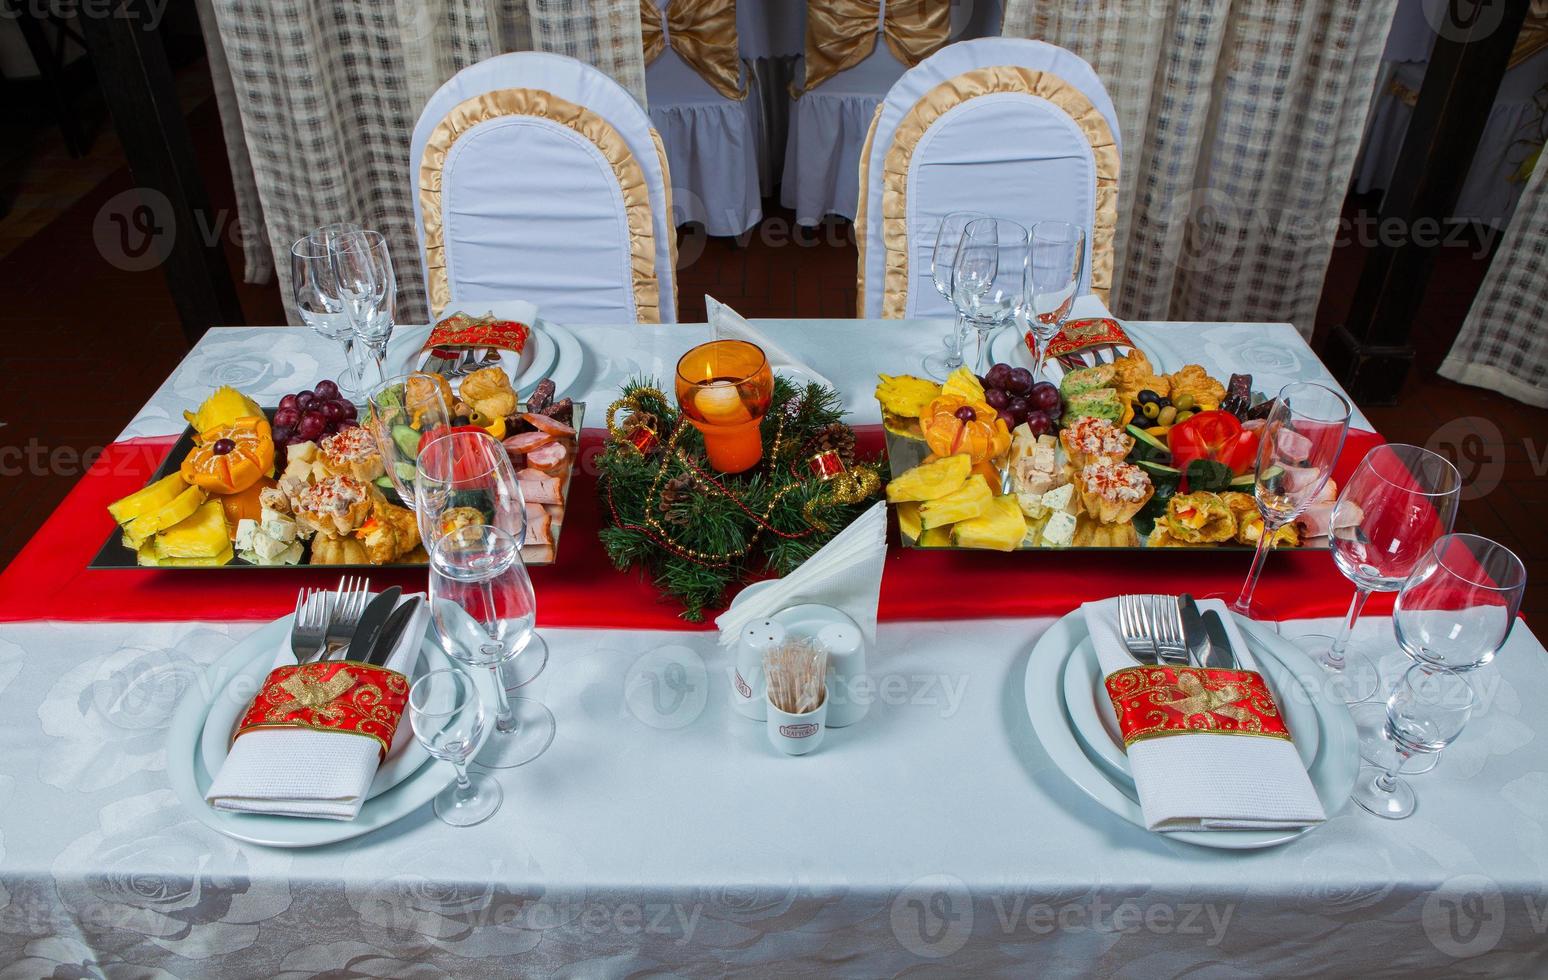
[715, 501, 887, 649]
[1084, 597, 1327, 833]
[707, 294, 835, 389]
[205, 594, 428, 821]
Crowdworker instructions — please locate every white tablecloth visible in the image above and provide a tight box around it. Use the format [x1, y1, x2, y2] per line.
[8, 317, 1543, 976]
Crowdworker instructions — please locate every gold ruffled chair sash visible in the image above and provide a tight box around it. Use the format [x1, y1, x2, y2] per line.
[795, 0, 951, 96]
[640, 0, 745, 101]
[420, 88, 667, 324]
[856, 65, 1119, 317]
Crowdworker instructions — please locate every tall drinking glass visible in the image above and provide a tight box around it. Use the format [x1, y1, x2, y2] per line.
[408, 667, 501, 827]
[428, 524, 555, 768]
[1228, 382, 1350, 619]
[953, 217, 1028, 376]
[922, 210, 987, 379]
[291, 232, 366, 397]
[1025, 221, 1086, 384]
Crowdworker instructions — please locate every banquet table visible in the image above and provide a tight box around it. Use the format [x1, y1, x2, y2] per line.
[3, 317, 1546, 977]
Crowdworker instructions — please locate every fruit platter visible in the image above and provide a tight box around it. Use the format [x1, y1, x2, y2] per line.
[91, 369, 582, 569]
[876, 349, 1337, 552]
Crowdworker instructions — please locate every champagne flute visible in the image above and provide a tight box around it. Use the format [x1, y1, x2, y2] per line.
[291, 231, 366, 398]
[1025, 220, 1086, 384]
[1351, 664, 1474, 819]
[1307, 444, 1461, 704]
[1228, 382, 1351, 619]
[922, 210, 987, 380]
[953, 217, 1028, 376]
[408, 667, 502, 827]
[367, 371, 456, 510]
[428, 524, 555, 767]
[330, 229, 396, 384]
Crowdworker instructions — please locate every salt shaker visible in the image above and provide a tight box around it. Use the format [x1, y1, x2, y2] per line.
[818, 619, 868, 727]
[732, 618, 785, 720]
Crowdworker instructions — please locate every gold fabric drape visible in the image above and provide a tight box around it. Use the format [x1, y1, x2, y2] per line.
[796, 0, 951, 95]
[420, 88, 664, 323]
[639, 0, 744, 100]
[857, 65, 1119, 317]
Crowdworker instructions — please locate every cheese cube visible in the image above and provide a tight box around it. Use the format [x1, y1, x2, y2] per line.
[1016, 491, 1049, 520]
[1042, 483, 1077, 515]
[1041, 511, 1078, 548]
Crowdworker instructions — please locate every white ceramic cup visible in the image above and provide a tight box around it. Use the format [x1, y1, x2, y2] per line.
[765, 688, 827, 756]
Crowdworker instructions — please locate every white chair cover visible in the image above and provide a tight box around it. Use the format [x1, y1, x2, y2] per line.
[646, 29, 763, 236]
[856, 37, 1121, 320]
[410, 52, 678, 324]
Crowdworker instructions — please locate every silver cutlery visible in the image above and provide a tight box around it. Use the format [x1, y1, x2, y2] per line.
[345, 586, 402, 663]
[367, 595, 421, 667]
[1202, 610, 1239, 670]
[1178, 594, 1211, 669]
[322, 575, 370, 659]
[1117, 594, 1191, 667]
[1151, 595, 1190, 666]
[288, 587, 332, 663]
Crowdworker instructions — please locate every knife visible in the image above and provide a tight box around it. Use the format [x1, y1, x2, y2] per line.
[1202, 609, 1238, 670]
[345, 587, 401, 663]
[1177, 593, 1210, 669]
[366, 596, 421, 667]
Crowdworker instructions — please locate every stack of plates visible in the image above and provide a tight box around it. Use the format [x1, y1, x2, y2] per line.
[1023, 609, 1359, 849]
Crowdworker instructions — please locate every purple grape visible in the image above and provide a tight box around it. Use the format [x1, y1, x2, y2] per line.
[295, 390, 316, 412]
[998, 410, 1018, 427]
[1024, 410, 1053, 437]
[278, 393, 299, 412]
[339, 400, 358, 420]
[1006, 367, 1034, 396]
[273, 406, 300, 429]
[296, 411, 326, 442]
[985, 363, 1013, 389]
[320, 400, 346, 423]
[272, 424, 295, 444]
[314, 379, 340, 400]
[336, 418, 358, 431]
[1030, 382, 1061, 413]
[1006, 396, 1030, 420]
[984, 388, 1010, 411]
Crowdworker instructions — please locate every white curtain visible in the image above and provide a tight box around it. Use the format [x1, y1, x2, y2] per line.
[1439, 158, 1548, 407]
[197, 0, 645, 325]
[1001, 0, 1397, 337]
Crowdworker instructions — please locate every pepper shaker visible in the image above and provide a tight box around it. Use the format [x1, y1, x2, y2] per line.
[732, 619, 785, 720]
[818, 619, 867, 727]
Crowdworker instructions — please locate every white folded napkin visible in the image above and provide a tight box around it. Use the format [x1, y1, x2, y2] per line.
[1084, 597, 1326, 833]
[716, 501, 887, 649]
[707, 295, 835, 389]
[205, 595, 429, 821]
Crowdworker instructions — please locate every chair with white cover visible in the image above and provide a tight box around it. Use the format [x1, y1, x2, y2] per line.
[410, 51, 678, 324]
[642, 0, 763, 237]
[855, 37, 1121, 320]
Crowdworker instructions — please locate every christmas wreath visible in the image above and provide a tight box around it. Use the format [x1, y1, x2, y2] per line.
[597, 375, 882, 621]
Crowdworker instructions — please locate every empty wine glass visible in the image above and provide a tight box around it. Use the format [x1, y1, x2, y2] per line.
[1351, 664, 1475, 819]
[368, 371, 456, 510]
[1307, 444, 1461, 704]
[922, 210, 987, 380]
[1229, 382, 1351, 619]
[953, 217, 1028, 375]
[330, 229, 396, 384]
[428, 524, 555, 767]
[1025, 220, 1086, 384]
[408, 667, 502, 827]
[291, 230, 366, 397]
[414, 428, 528, 550]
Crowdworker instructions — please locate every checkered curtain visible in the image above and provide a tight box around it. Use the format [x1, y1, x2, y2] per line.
[1001, 0, 1397, 337]
[197, 0, 645, 326]
[1439, 159, 1548, 407]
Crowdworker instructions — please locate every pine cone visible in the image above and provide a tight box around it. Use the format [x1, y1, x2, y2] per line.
[657, 473, 695, 526]
[812, 423, 856, 463]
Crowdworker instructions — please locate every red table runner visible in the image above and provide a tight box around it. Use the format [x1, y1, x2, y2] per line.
[0, 428, 1390, 627]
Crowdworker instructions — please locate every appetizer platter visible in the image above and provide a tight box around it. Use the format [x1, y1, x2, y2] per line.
[91, 367, 583, 570]
[877, 321, 1337, 552]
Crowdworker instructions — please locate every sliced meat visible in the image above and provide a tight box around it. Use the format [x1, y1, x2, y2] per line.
[526, 379, 555, 415]
[523, 413, 576, 438]
[527, 441, 570, 474]
[503, 430, 556, 454]
[518, 468, 563, 505]
[524, 502, 552, 545]
[521, 542, 556, 565]
[546, 398, 574, 426]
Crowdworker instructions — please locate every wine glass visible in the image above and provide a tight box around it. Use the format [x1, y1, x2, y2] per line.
[408, 667, 502, 827]
[330, 229, 396, 384]
[922, 210, 987, 380]
[367, 371, 456, 510]
[1351, 664, 1475, 819]
[1025, 220, 1086, 384]
[1305, 444, 1461, 704]
[291, 230, 366, 398]
[414, 428, 528, 550]
[1228, 382, 1351, 619]
[953, 217, 1028, 376]
[428, 524, 555, 767]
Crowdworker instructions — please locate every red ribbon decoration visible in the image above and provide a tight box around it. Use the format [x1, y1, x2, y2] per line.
[422, 312, 531, 354]
[1104, 665, 1292, 747]
[235, 661, 410, 761]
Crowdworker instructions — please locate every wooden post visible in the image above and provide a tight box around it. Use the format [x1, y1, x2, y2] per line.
[1322, 0, 1528, 404]
[78, 0, 243, 345]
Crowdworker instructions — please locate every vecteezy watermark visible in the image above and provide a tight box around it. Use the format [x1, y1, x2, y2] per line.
[891, 874, 975, 959]
[1423, 0, 1510, 43]
[2, 0, 171, 31]
[1425, 417, 1506, 502]
[94, 188, 266, 273]
[1423, 874, 1507, 958]
[624, 644, 709, 730]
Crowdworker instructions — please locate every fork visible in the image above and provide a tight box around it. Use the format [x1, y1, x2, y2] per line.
[288, 587, 332, 663]
[321, 575, 370, 660]
[1150, 595, 1191, 666]
[1117, 593, 1161, 665]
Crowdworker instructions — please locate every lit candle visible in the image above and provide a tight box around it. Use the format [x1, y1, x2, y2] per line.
[695, 380, 751, 425]
[675, 339, 773, 474]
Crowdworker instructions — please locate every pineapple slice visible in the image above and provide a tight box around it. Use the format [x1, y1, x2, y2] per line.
[138, 540, 235, 567]
[152, 500, 230, 559]
[919, 475, 992, 529]
[122, 484, 208, 549]
[917, 525, 953, 547]
[952, 495, 1028, 552]
[940, 366, 985, 403]
[886, 454, 972, 503]
[108, 472, 189, 525]
[896, 501, 923, 542]
[875, 374, 943, 420]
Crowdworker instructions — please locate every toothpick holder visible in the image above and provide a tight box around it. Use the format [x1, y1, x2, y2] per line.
[766, 687, 827, 755]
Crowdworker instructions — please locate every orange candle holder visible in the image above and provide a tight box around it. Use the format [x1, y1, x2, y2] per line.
[674, 340, 774, 473]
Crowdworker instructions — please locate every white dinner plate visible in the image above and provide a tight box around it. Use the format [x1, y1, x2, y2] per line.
[1060, 631, 1321, 786]
[167, 615, 495, 848]
[987, 321, 1184, 377]
[198, 626, 433, 802]
[1024, 608, 1357, 850]
[534, 317, 585, 403]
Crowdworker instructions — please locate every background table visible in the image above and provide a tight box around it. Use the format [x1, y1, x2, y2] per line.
[3, 318, 1541, 977]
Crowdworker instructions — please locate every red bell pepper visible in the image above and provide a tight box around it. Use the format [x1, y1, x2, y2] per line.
[417, 423, 484, 456]
[1168, 410, 1261, 485]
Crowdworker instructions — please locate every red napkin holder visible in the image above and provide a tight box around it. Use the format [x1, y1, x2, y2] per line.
[234, 661, 410, 762]
[1104, 665, 1292, 748]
